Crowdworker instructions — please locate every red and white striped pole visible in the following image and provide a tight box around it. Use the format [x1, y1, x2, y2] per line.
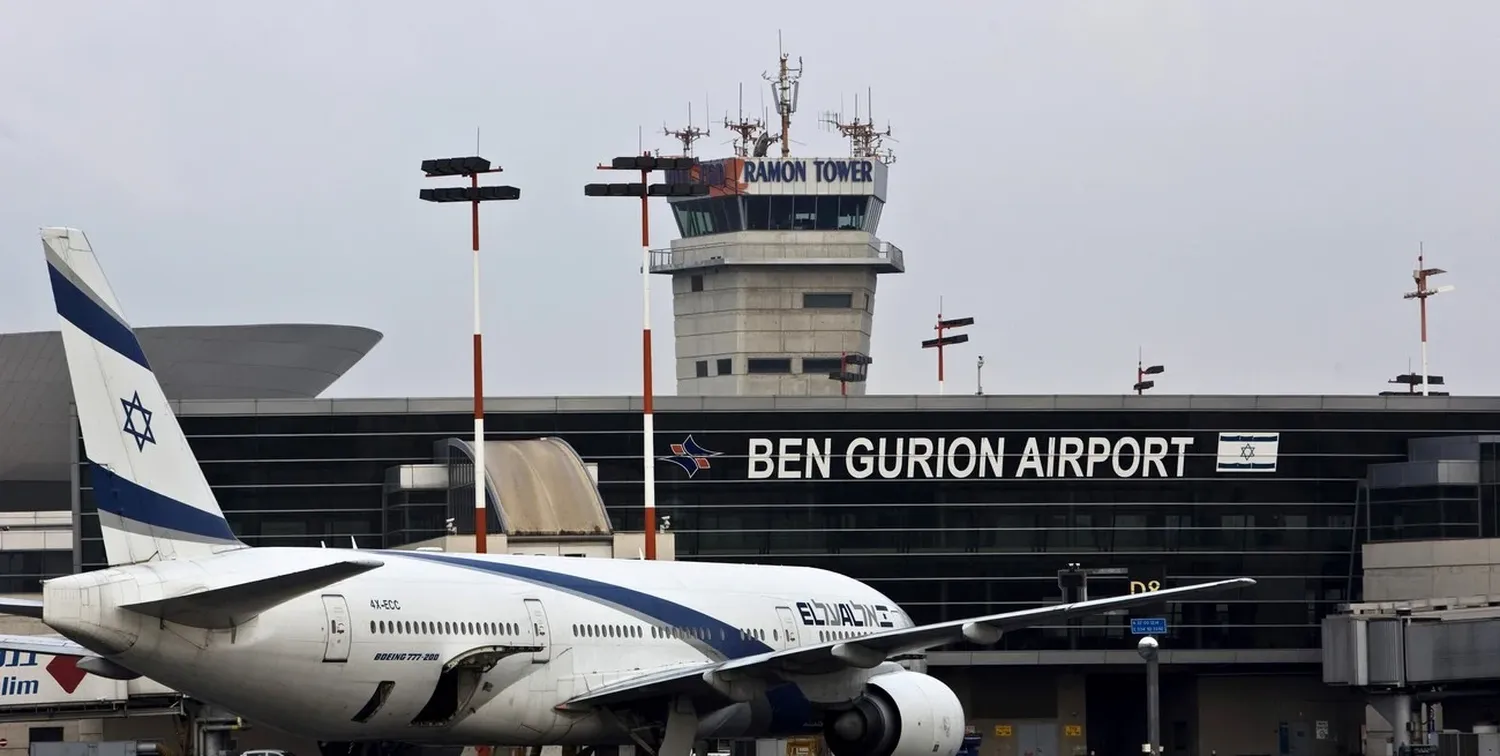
[639, 162, 657, 562]
[469, 171, 487, 554]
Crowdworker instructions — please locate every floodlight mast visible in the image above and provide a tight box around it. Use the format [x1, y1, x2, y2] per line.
[419, 156, 521, 554]
[1402, 243, 1454, 397]
[583, 156, 707, 560]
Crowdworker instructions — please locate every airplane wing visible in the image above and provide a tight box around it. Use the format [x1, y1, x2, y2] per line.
[0, 598, 44, 619]
[560, 577, 1254, 711]
[0, 633, 90, 658]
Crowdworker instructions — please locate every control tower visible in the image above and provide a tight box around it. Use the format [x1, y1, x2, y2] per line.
[652, 52, 904, 396]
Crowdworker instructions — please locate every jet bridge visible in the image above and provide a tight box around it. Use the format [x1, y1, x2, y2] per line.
[1322, 595, 1500, 688]
[384, 436, 668, 557]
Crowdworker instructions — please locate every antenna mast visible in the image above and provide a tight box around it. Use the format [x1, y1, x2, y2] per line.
[663, 101, 710, 157]
[724, 82, 767, 158]
[763, 33, 802, 158]
[823, 87, 897, 164]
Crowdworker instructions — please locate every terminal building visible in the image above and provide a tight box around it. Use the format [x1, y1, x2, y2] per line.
[5, 54, 1500, 756]
[7, 322, 1500, 756]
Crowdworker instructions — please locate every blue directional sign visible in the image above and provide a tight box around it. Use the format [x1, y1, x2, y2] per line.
[1130, 617, 1168, 635]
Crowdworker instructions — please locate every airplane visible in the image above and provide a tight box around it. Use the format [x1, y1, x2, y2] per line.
[0, 227, 1254, 756]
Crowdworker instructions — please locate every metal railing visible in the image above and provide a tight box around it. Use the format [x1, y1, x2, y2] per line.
[648, 239, 905, 273]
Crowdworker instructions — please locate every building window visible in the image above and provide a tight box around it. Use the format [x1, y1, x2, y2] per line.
[802, 358, 845, 374]
[690, 275, 704, 292]
[29, 728, 64, 743]
[716, 358, 732, 375]
[695, 360, 709, 378]
[747, 358, 793, 374]
[803, 292, 853, 309]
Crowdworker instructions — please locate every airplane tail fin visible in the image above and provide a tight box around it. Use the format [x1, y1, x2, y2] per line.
[43, 228, 245, 566]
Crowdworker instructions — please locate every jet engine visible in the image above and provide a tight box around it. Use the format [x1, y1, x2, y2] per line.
[822, 670, 965, 756]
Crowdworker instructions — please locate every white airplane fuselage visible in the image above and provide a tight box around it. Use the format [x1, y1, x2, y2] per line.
[44, 546, 910, 745]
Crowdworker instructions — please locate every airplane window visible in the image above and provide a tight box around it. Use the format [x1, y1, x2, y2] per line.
[772, 629, 778, 640]
[369, 621, 376, 634]
[446, 622, 453, 634]
[610, 626, 618, 638]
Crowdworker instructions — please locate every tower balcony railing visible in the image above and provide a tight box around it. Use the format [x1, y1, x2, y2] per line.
[648, 239, 905, 274]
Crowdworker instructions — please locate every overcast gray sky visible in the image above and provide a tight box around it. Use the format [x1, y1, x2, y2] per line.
[2, 2, 1496, 398]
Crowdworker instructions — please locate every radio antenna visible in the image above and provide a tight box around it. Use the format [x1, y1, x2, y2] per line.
[762, 31, 802, 158]
[663, 100, 710, 157]
[823, 86, 896, 164]
[724, 82, 768, 158]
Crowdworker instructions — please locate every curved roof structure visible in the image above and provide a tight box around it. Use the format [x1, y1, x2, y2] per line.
[0, 324, 382, 481]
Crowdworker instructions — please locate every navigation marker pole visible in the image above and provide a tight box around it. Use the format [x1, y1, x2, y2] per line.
[585, 155, 707, 560]
[420, 156, 520, 555]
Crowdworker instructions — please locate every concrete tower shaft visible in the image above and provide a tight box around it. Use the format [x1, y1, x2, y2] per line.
[652, 156, 904, 396]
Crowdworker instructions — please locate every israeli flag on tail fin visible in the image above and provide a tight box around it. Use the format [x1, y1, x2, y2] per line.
[1215, 432, 1281, 473]
[43, 228, 245, 566]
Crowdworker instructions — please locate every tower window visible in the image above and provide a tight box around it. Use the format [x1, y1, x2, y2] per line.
[747, 358, 793, 374]
[690, 275, 704, 292]
[803, 292, 853, 309]
[716, 358, 733, 375]
[695, 360, 709, 378]
[802, 358, 845, 374]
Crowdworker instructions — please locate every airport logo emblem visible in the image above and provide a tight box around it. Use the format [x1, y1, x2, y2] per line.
[46, 655, 86, 694]
[0, 652, 87, 696]
[121, 391, 156, 452]
[660, 435, 721, 477]
[1215, 432, 1280, 473]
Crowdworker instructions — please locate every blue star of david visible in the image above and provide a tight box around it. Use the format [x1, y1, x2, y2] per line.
[1239, 443, 1256, 460]
[121, 391, 156, 452]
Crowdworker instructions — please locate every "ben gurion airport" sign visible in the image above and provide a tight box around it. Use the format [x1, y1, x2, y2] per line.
[747, 435, 1194, 480]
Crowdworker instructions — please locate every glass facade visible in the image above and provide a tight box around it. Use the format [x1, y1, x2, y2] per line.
[71, 401, 1500, 654]
[671, 195, 882, 237]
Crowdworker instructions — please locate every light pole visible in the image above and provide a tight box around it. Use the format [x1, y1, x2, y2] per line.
[419, 156, 520, 554]
[1138, 636, 1161, 756]
[1134, 358, 1165, 395]
[976, 356, 985, 396]
[922, 311, 974, 395]
[584, 155, 705, 560]
[1381, 372, 1449, 397]
[1402, 245, 1454, 397]
[828, 353, 872, 396]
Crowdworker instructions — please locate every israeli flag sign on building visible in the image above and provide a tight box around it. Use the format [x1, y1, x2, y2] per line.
[1216, 432, 1281, 473]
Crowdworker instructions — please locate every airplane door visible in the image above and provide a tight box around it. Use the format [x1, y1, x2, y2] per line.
[320, 594, 351, 663]
[775, 606, 801, 649]
[523, 598, 551, 663]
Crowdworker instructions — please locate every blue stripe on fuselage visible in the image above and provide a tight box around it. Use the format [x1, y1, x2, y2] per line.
[385, 551, 775, 659]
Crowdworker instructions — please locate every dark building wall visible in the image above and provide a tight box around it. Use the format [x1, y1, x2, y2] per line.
[71, 403, 1500, 652]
